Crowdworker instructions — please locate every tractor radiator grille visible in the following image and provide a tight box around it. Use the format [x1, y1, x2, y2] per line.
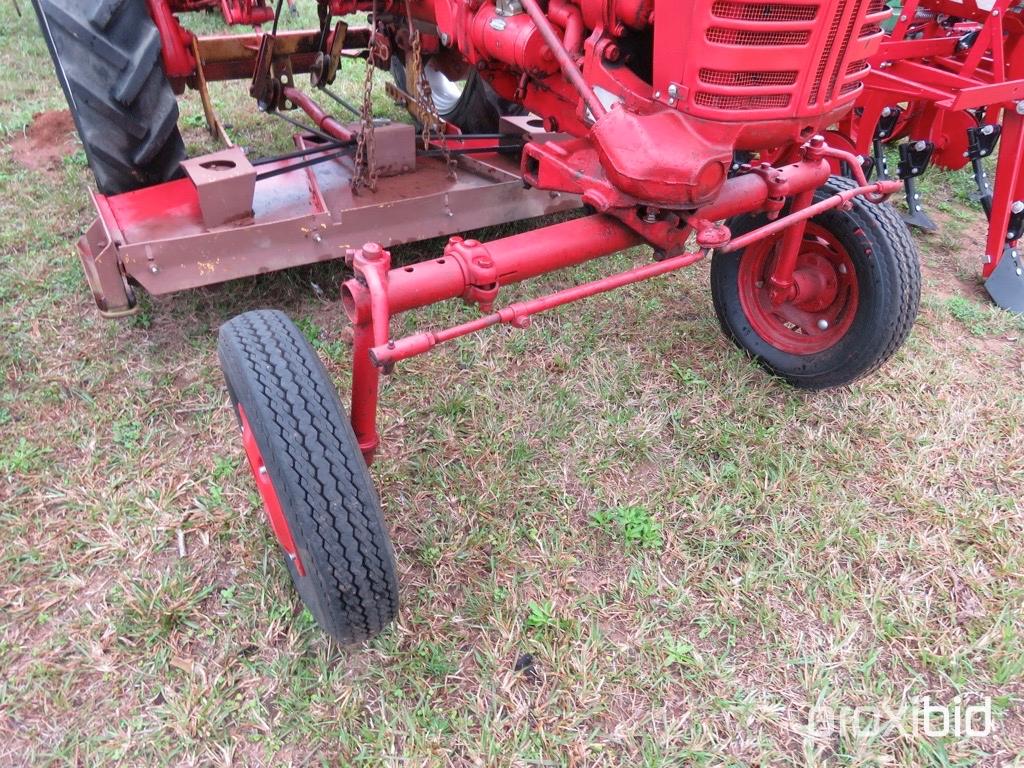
[846, 59, 869, 76]
[698, 68, 798, 87]
[705, 27, 811, 46]
[710, 1, 819, 22]
[694, 92, 792, 109]
[808, 5, 844, 104]
[826, 0, 868, 102]
[681, 0, 890, 122]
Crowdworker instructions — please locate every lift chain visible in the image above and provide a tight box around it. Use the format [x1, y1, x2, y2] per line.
[406, 6, 457, 180]
[352, 2, 382, 193]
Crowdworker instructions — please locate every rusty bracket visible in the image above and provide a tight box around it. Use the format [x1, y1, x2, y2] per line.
[250, 33, 278, 107]
[191, 36, 233, 147]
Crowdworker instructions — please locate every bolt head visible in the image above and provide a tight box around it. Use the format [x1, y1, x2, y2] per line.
[361, 242, 384, 261]
[1016, 101, 1024, 116]
[817, 319, 830, 331]
[1011, 201, 1024, 214]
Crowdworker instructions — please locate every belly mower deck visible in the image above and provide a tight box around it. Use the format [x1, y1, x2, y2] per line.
[77, 117, 580, 317]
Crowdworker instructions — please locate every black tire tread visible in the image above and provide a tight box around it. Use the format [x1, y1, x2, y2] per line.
[218, 310, 399, 644]
[828, 176, 920, 376]
[33, 0, 185, 194]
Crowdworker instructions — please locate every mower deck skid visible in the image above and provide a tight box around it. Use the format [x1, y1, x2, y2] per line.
[77, 122, 579, 316]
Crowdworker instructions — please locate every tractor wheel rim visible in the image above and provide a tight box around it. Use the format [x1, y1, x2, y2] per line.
[237, 404, 306, 577]
[738, 222, 860, 355]
[425, 60, 464, 114]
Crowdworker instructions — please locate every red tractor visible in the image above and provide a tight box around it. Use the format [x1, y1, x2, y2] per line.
[35, 0, 920, 643]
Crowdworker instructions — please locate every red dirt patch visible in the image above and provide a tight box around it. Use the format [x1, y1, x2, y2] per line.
[6, 110, 77, 174]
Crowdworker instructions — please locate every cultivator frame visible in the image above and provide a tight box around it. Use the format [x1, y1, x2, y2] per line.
[835, 0, 1024, 310]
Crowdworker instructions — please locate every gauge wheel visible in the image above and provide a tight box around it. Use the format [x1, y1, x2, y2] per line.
[711, 176, 921, 389]
[218, 310, 399, 644]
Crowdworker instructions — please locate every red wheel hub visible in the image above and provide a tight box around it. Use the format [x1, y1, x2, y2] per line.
[237, 404, 305, 576]
[737, 222, 859, 355]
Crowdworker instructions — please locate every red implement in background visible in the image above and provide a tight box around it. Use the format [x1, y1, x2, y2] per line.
[836, 0, 1024, 310]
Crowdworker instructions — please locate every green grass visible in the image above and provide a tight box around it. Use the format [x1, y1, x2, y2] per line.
[2, 4, 1024, 766]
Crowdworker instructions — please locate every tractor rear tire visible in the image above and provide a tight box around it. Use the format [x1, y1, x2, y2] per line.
[218, 310, 400, 645]
[32, 0, 185, 194]
[711, 176, 920, 389]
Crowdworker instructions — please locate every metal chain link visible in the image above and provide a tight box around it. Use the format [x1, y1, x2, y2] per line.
[352, 3, 381, 193]
[407, 9, 457, 180]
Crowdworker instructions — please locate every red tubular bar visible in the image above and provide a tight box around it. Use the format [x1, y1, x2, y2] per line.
[342, 215, 642, 462]
[721, 179, 903, 253]
[343, 214, 643, 320]
[146, 0, 196, 79]
[282, 87, 356, 143]
[984, 108, 1024, 275]
[370, 247, 706, 366]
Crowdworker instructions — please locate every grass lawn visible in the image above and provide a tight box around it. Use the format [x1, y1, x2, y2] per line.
[2, 4, 1023, 766]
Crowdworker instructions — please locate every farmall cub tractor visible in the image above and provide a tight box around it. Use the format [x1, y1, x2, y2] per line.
[35, 0, 921, 643]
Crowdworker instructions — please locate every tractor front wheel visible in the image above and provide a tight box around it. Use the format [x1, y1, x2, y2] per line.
[218, 310, 399, 644]
[711, 177, 921, 389]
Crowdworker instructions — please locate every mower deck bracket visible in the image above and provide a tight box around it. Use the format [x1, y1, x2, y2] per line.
[181, 146, 257, 228]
